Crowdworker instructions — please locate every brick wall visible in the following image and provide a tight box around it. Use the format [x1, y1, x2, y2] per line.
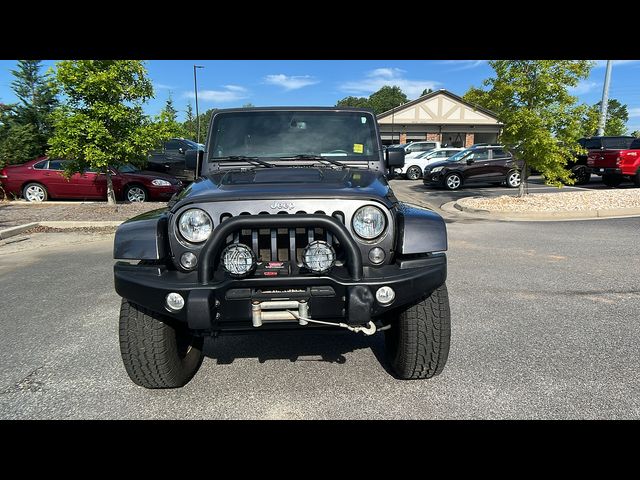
[465, 133, 475, 148]
[426, 133, 440, 141]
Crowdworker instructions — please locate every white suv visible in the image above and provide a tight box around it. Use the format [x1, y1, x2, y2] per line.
[403, 141, 441, 159]
[397, 148, 464, 180]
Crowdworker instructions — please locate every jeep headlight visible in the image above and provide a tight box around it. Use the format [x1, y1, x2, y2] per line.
[431, 166, 444, 173]
[352, 205, 386, 240]
[178, 208, 213, 243]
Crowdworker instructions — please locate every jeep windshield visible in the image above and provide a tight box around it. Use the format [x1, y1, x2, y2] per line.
[209, 110, 379, 163]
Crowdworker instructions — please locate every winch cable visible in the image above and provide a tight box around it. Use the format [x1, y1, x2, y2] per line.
[287, 310, 377, 336]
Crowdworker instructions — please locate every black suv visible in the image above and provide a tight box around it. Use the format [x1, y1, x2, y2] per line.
[423, 145, 522, 190]
[113, 107, 451, 388]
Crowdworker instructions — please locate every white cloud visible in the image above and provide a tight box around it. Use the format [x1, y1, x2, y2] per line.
[570, 80, 600, 95]
[154, 83, 174, 90]
[264, 74, 319, 90]
[628, 107, 640, 118]
[441, 60, 487, 71]
[593, 60, 639, 68]
[339, 68, 440, 98]
[184, 85, 249, 103]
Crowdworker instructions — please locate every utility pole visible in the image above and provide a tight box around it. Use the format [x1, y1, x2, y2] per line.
[597, 60, 612, 136]
[193, 64, 204, 143]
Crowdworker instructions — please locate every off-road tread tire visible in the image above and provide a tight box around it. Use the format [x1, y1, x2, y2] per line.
[119, 299, 204, 389]
[385, 284, 451, 380]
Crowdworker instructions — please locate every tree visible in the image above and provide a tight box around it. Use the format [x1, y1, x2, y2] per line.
[368, 86, 408, 115]
[184, 103, 195, 140]
[0, 61, 58, 164]
[154, 95, 184, 140]
[336, 96, 370, 109]
[421, 88, 433, 96]
[48, 60, 158, 204]
[463, 60, 593, 195]
[576, 98, 629, 138]
[631, 130, 640, 138]
[242, 102, 255, 108]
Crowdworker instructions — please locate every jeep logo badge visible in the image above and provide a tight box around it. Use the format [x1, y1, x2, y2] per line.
[271, 201, 295, 210]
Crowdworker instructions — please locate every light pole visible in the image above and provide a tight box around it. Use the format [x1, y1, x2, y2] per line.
[193, 64, 204, 143]
[597, 60, 612, 136]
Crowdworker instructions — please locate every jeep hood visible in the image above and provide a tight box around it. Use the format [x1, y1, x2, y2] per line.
[169, 167, 396, 210]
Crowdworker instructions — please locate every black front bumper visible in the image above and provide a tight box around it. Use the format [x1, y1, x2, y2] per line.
[114, 255, 447, 333]
[588, 166, 621, 176]
[423, 171, 445, 186]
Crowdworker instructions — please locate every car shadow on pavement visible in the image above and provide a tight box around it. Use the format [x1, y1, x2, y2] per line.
[203, 330, 389, 367]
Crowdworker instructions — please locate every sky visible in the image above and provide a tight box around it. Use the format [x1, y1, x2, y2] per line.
[1, 60, 639, 132]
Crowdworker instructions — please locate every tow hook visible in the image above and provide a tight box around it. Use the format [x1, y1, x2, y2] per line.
[287, 311, 377, 336]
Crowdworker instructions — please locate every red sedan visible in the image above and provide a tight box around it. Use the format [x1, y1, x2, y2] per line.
[0, 158, 183, 202]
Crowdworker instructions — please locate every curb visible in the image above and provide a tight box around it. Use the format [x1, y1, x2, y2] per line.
[0, 221, 122, 241]
[0, 222, 40, 240]
[453, 197, 640, 221]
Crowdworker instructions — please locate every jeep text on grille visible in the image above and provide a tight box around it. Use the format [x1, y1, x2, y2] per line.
[113, 107, 451, 388]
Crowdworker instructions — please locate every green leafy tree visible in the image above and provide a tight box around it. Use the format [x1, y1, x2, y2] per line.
[335, 96, 370, 109]
[196, 108, 216, 143]
[577, 98, 629, 138]
[631, 130, 640, 138]
[421, 88, 433, 96]
[368, 86, 408, 115]
[463, 60, 593, 195]
[48, 60, 158, 204]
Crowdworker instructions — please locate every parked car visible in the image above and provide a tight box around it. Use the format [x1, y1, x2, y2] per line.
[587, 137, 640, 187]
[113, 106, 451, 388]
[403, 141, 441, 159]
[423, 145, 522, 190]
[146, 137, 203, 183]
[396, 148, 464, 180]
[0, 158, 183, 202]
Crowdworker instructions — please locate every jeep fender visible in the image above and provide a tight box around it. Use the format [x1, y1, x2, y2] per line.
[395, 202, 447, 254]
[113, 208, 168, 260]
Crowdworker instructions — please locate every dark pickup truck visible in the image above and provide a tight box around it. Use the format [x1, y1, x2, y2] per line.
[587, 137, 640, 187]
[146, 138, 203, 183]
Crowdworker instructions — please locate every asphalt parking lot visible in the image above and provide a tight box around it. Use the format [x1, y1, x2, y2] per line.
[1, 185, 638, 418]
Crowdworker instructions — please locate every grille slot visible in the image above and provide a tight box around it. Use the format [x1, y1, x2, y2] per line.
[220, 211, 345, 265]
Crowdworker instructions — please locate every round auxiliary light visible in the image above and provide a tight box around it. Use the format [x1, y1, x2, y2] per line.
[375, 286, 395, 305]
[303, 240, 336, 274]
[221, 243, 256, 277]
[165, 292, 185, 311]
[178, 208, 213, 243]
[368, 247, 386, 265]
[352, 205, 386, 240]
[180, 252, 198, 269]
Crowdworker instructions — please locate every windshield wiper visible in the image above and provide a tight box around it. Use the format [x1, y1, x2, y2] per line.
[212, 156, 275, 168]
[279, 154, 346, 167]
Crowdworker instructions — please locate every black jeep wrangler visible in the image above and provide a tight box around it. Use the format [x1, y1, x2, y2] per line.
[113, 107, 450, 388]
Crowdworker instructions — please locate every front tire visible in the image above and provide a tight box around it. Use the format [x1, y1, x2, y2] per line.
[125, 185, 148, 202]
[384, 284, 451, 380]
[603, 174, 622, 187]
[444, 173, 462, 190]
[119, 299, 204, 388]
[406, 166, 422, 180]
[23, 182, 48, 202]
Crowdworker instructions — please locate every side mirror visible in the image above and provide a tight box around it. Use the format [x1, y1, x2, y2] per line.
[405, 149, 412, 154]
[385, 147, 405, 169]
[466, 159, 475, 165]
[185, 149, 204, 177]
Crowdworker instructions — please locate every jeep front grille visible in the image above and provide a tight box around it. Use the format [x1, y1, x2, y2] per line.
[221, 211, 346, 266]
